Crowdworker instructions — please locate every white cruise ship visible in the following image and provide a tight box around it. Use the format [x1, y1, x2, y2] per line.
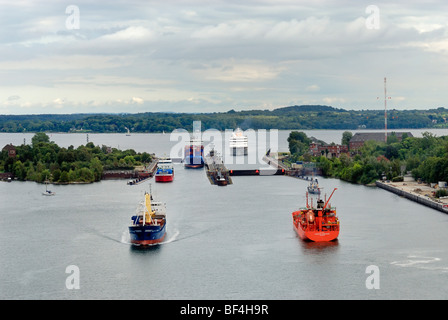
[229, 128, 248, 156]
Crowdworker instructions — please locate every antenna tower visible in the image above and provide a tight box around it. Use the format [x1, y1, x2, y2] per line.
[384, 77, 387, 143]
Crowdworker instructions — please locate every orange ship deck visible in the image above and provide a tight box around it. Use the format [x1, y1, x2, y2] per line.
[292, 188, 340, 242]
[292, 212, 339, 242]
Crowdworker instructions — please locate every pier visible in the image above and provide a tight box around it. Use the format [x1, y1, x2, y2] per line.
[262, 154, 289, 172]
[0, 172, 13, 182]
[126, 159, 159, 185]
[376, 180, 448, 214]
[262, 153, 322, 177]
[228, 168, 286, 176]
[203, 150, 292, 184]
[102, 170, 136, 180]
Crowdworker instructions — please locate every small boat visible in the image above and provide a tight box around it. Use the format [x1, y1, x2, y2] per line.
[155, 157, 174, 182]
[129, 190, 167, 246]
[307, 178, 320, 195]
[42, 180, 55, 196]
[42, 189, 56, 196]
[292, 188, 339, 242]
[229, 128, 248, 156]
[216, 174, 228, 186]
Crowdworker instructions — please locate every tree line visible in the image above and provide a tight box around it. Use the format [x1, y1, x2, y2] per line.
[2, 105, 448, 133]
[1, 133, 152, 183]
[287, 130, 448, 189]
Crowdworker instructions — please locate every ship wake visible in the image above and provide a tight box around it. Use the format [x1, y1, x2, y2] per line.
[391, 254, 448, 273]
[121, 227, 180, 246]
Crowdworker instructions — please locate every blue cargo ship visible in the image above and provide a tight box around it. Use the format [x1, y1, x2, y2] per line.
[129, 191, 167, 245]
[184, 137, 204, 168]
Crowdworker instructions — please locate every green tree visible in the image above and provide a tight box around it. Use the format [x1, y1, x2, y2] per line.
[60, 171, 69, 183]
[341, 131, 353, 147]
[90, 157, 103, 181]
[287, 131, 311, 156]
[78, 168, 95, 182]
[318, 156, 333, 176]
[140, 152, 152, 163]
[31, 132, 50, 146]
[40, 169, 51, 182]
[68, 169, 77, 182]
[52, 169, 61, 182]
[26, 165, 37, 181]
[124, 155, 135, 166]
[13, 160, 26, 180]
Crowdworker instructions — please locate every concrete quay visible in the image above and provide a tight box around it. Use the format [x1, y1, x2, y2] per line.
[375, 179, 448, 214]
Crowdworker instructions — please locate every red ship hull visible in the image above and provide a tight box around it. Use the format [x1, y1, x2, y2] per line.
[293, 219, 339, 242]
[184, 164, 204, 169]
[130, 233, 166, 245]
[155, 175, 174, 182]
[292, 188, 339, 242]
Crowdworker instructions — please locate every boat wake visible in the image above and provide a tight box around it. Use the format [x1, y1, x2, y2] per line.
[121, 228, 180, 247]
[80, 225, 127, 244]
[121, 230, 131, 244]
[162, 229, 180, 244]
[391, 254, 448, 273]
[168, 225, 217, 242]
[120, 222, 218, 246]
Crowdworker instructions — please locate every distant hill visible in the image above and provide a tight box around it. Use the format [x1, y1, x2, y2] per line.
[1, 105, 448, 133]
[272, 105, 344, 114]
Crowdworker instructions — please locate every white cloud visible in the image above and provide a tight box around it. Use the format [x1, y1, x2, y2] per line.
[131, 97, 144, 104]
[53, 98, 65, 105]
[323, 97, 346, 104]
[265, 17, 330, 41]
[58, 75, 174, 87]
[98, 26, 155, 42]
[0, 55, 129, 71]
[306, 85, 320, 92]
[1, 1, 448, 114]
[196, 60, 284, 83]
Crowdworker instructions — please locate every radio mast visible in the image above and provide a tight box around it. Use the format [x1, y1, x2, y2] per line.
[383, 78, 392, 143]
[384, 77, 387, 143]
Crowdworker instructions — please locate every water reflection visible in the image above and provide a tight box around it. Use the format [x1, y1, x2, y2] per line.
[299, 239, 340, 254]
[129, 243, 162, 254]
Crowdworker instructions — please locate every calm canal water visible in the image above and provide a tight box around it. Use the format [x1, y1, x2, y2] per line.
[1, 130, 448, 300]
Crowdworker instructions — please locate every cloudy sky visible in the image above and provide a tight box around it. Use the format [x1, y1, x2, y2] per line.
[1, 0, 448, 115]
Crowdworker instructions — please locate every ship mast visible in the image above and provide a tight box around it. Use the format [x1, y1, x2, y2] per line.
[306, 192, 309, 209]
[143, 195, 146, 226]
[323, 188, 337, 210]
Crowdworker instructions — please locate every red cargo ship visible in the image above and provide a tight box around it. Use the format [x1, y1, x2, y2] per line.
[155, 158, 174, 182]
[292, 188, 339, 242]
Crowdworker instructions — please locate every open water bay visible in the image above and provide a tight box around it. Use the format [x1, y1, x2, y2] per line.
[1, 131, 448, 300]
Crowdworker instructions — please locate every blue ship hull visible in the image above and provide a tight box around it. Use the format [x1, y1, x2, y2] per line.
[184, 155, 204, 168]
[129, 224, 166, 245]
